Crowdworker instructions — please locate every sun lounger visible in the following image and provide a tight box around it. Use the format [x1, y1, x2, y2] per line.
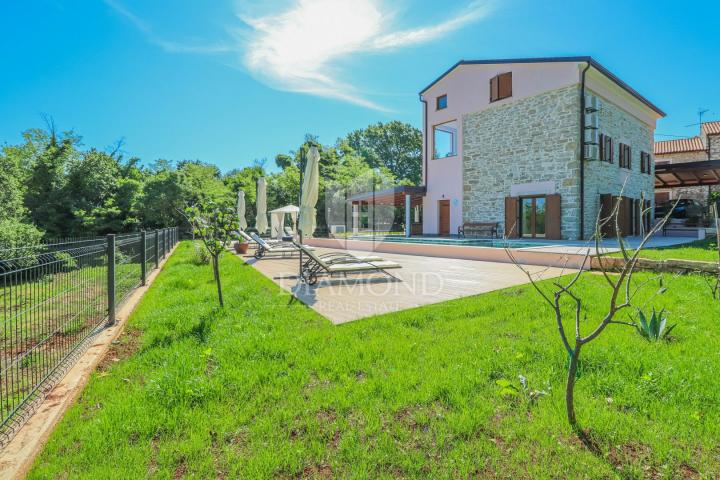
[292, 240, 401, 286]
[236, 229, 283, 249]
[250, 233, 314, 259]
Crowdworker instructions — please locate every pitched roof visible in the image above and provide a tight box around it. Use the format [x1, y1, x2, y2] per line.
[419, 56, 665, 117]
[702, 120, 720, 135]
[654, 137, 706, 155]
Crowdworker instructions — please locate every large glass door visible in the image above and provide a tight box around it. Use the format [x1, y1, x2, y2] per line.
[520, 197, 546, 238]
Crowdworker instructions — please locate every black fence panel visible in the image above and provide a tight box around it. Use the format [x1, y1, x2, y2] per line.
[0, 227, 179, 445]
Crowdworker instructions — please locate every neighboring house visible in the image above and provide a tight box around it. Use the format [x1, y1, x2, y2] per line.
[654, 121, 720, 204]
[418, 57, 664, 240]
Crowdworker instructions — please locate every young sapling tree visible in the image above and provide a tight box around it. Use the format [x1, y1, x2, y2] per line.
[505, 196, 676, 436]
[185, 202, 238, 307]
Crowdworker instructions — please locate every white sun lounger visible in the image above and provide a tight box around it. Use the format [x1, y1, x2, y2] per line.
[236, 229, 284, 249]
[292, 240, 401, 285]
[250, 233, 314, 259]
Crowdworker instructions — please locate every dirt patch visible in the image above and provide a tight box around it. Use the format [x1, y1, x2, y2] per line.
[678, 463, 699, 479]
[607, 442, 662, 479]
[97, 327, 142, 372]
[173, 458, 188, 479]
[297, 463, 333, 479]
[316, 408, 337, 424]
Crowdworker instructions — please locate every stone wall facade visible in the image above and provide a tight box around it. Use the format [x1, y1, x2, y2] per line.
[655, 151, 708, 163]
[709, 135, 720, 160]
[582, 88, 656, 238]
[462, 85, 581, 239]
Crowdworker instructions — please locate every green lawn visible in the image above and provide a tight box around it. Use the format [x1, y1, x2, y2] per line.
[613, 236, 719, 263]
[29, 242, 720, 478]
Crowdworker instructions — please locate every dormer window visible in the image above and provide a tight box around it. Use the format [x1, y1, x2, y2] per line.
[436, 95, 447, 110]
[490, 72, 512, 102]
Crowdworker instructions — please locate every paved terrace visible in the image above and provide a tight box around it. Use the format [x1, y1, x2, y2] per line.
[240, 248, 575, 324]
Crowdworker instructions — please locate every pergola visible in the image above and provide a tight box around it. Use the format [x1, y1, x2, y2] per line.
[347, 186, 426, 237]
[655, 160, 720, 188]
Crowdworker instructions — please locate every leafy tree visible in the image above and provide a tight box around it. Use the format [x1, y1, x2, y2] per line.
[141, 160, 230, 230]
[23, 128, 80, 236]
[185, 202, 238, 307]
[0, 148, 27, 222]
[344, 121, 422, 184]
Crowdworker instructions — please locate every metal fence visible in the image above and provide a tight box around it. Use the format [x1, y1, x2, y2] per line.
[0, 227, 179, 444]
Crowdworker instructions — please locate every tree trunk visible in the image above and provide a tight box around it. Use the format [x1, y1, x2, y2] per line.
[212, 255, 224, 307]
[566, 343, 581, 430]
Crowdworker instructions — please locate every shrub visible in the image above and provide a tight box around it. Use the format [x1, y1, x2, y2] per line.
[634, 308, 675, 342]
[0, 219, 43, 269]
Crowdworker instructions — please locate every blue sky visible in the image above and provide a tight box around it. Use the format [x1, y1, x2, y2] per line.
[1, 0, 718, 173]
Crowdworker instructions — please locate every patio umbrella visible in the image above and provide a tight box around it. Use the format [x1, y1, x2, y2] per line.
[414, 205, 420, 223]
[255, 177, 268, 234]
[299, 146, 320, 237]
[236, 190, 248, 230]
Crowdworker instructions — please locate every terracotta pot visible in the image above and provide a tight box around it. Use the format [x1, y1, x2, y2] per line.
[234, 242, 249, 254]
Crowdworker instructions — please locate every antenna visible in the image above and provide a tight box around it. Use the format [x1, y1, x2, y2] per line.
[684, 107, 710, 127]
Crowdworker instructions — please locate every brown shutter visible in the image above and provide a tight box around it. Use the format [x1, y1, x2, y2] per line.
[610, 138, 614, 163]
[490, 76, 498, 102]
[599, 134, 605, 161]
[633, 199, 641, 235]
[545, 194, 562, 240]
[599, 194, 615, 237]
[498, 72, 512, 99]
[504, 196, 519, 238]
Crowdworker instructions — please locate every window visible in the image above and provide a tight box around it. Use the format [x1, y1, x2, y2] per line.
[490, 72, 512, 102]
[640, 152, 652, 174]
[619, 143, 632, 169]
[599, 134, 614, 163]
[436, 95, 447, 110]
[433, 121, 457, 159]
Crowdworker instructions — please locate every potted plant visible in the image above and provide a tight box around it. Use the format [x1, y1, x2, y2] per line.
[234, 238, 249, 254]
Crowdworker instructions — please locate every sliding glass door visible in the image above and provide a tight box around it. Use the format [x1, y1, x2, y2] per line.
[520, 197, 546, 238]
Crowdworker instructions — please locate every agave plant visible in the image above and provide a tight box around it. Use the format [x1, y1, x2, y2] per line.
[634, 308, 675, 342]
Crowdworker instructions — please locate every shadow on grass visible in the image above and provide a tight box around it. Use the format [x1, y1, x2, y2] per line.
[146, 308, 223, 350]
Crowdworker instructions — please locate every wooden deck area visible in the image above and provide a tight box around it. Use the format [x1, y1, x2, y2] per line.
[240, 248, 575, 324]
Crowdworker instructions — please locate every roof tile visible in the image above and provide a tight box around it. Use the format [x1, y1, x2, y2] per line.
[654, 137, 705, 155]
[702, 120, 720, 135]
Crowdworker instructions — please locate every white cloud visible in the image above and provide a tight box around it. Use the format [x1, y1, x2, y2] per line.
[104, 0, 493, 110]
[104, 0, 233, 54]
[239, 0, 493, 110]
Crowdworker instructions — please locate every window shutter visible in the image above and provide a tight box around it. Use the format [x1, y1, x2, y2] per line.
[609, 138, 614, 163]
[504, 196, 519, 238]
[545, 194, 562, 240]
[599, 134, 605, 161]
[490, 76, 498, 102]
[498, 72, 512, 99]
[599, 194, 615, 237]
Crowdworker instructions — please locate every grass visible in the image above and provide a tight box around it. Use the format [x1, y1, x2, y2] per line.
[611, 236, 719, 263]
[29, 242, 720, 478]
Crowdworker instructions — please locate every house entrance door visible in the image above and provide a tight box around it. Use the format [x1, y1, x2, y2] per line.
[520, 197, 546, 238]
[438, 200, 450, 236]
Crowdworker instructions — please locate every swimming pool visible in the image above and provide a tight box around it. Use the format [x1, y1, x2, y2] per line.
[346, 235, 557, 249]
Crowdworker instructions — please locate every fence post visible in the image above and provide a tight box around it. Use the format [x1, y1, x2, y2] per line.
[140, 230, 147, 286]
[165, 228, 169, 254]
[154, 230, 160, 269]
[107, 234, 116, 326]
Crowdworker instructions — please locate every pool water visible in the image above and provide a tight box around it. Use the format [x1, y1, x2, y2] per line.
[347, 235, 556, 249]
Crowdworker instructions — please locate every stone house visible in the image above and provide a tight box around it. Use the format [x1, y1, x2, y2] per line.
[418, 57, 665, 240]
[654, 121, 720, 205]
